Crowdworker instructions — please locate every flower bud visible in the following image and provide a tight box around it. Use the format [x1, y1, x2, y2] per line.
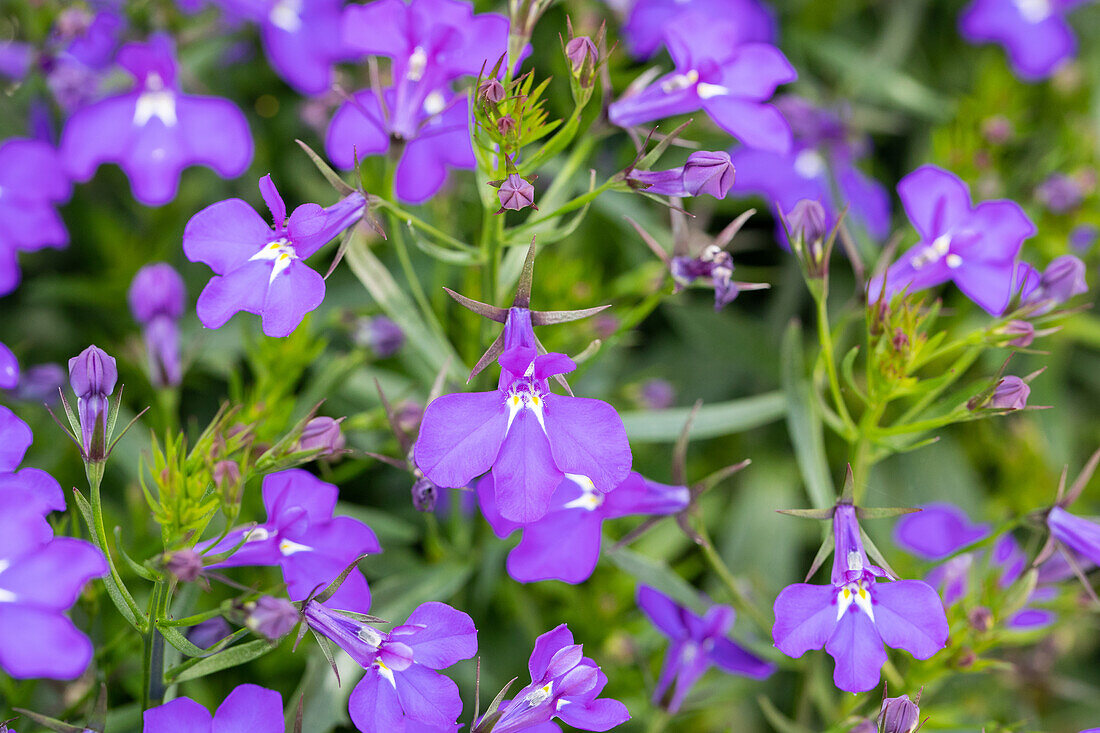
[681, 151, 735, 198]
[968, 606, 993, 632]
[878, 695, 920, 733]
[214, 460, 242, 493]
[496, 173, 536, 212]
[246, 596, 299, 640]
[297, 416, 346, 456]
[68, 345, 118, 461]
[166, 548, 204, 583]
[786, 199, 828, 247]
[1035, 255, 1088, 306]
[10, 362, 66, 403]
[128, 262, 186, 324]
[565, 35, 598, 73]
[356, 315, 405, 358]
[395, 400, 424, 435]
[991, 375, 1029, 410]
[411, 476, 438, 512]
[1070, 223, 1098, 253]
[478, 78, 505, 106]
[187, 617, 232, 649]
[496, 115, 517, 136]
[1003, 320, 1035, 348]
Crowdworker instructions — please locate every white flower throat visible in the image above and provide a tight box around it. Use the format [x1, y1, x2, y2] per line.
[909, 232, 962, 270]
[134, 73, 177, 128]
[250, 238, 300, 283]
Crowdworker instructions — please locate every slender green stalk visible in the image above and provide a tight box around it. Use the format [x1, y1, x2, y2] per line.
[84, 461, 145, 626]
[142, 579, 169, 708]
[511, 179, 617, 232]
[644, 709, 672, 733]
[813, 289, 855, 432]
[694, 521, 771, 632]
[372, 198, 475, 252]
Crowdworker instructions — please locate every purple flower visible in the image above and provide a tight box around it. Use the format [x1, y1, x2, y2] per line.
[609, 12, 796, 153]
[629, 151, 735, 199]
[639, 378, 675, 410]
[413, 308, 632, 523]
[0, 406, 64, 516]
[213, 0, 348, 95]
[496, 173, 537, 212]
[8, 363, 66, 404]
[0, 495, 106, 679]
[1036, 173, 1084, 213]
[0, 41, 33, 80]
[411, 476, 439, 512]
[60, 33, 253, 206]
[486, 624, 630, 733]
[879, 694, 921, 733]
[1070, 223, 1098, 252]
[960, 0, 1086, 81]
[188, 617, 232, 649]
[0, 138, 73, 295]
[129, 263, 187, 388]
[637, 585, 773, 713]
[304, 600, 477, 731]
[622, 0, 775, 61]
[184, 175, 365, 337]
[669, 245, 740, 311]
[478, 472, 689, 584]
[991, 375, 1030, 410]
[166, 548, 204, 582]
[772, 505, 948, 692]
[297, 416, 346, 455]
[356, 315, 405, 357]
[868, 165, 1035, 315]
[1047, 506, 1100, 568]
[1023, 254, 1088, 312]
[199, 469, 380, 611]
[0, 344, 18, 392]
[246, 596, 299, 639]
[143, 684, 283, 732]
[68, 345, 118, 461]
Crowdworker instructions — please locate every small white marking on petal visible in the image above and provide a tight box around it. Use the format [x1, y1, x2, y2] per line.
[278, 538, 313, 556]
[660, 69, 699, 93]
[423, 91, 446, 116]
[270, 0, 303, 32]
[853, 584, 875, 622]
[245, 527, 271, 542]
[407, 46, 428, 81]
[357, 626, 383, 647]
[0, 588, 15, 604]
[1015, 0, 1051, 23]
[836, 586, 855, 621]
[526, 682, 553, 707]
[946, 253, 963, 269]
[696, 82, 729, 99]
[134, 89, 177, 126]
[374, 659, 398, 688]
[794, 149, 826, 180]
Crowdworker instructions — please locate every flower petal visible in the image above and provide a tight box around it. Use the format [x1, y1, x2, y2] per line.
[708, 637, 774, 679]
[556, 698, 630, 731]
[414, 391, 508, 488]
[143, 697, 213, 732]
[392, 602, 478, 670]
[0, 537, 105, 609]
[493, 408, 563, 523]
[542, 395, 631, 494]
[898, 165, 972, 241]
[183, 199, 272, 276]
[871, 580, 949, 660]
[637, 585, 688, 640]
[772, 583, 837, 657]
[507, 509, 603, 584]
[349, 667, 406, 733]
[212, 684, 284, 733]
[528, 624, 574, 680]
[824, 605, 887, 693]
[0, 405, 32, 472]
[394, 663, 464, 726]
[195, 260, 271, 330]
[700, 97, 791, 154]
[0, 605, 95, 679]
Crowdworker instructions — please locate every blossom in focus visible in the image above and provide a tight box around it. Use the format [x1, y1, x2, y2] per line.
[198, 469, 380, 611]
[0, 138, 73, 295]
[621, 0, 775, 61]
[304, 600, 476, 731]
[143, 684, 284, 732]
[68, 344, 118, 461]
[637, 585, 773, 713]
[129, 262, 186, 388]
[60, 33, 253, 206]
[868, 165, 1035, 315]
[959, 0, 1087, 81]
[183, 174, 365, 337]
[297, 416, 346, 455]
[0, 494, 106, 679]
[478, 472, 689, 583]
[991, 375, 1030, 410]
[628, 151, 735, 199]
[772, 504, 949, 692]
[729, 96, 891, 246]
[609, 12, 796, 153]
[486, 624, 630, 733]
[879, 693, 921, 733]
[414, 308, 632, 523]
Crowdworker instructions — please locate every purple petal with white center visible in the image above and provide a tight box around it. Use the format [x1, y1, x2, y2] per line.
[959, 0, 1076, 80]
[824, 605, 887, 692]
[211, 684, 284, 733]
[870, 580, 949, 659]
[0, 605, 96, 679]
[608, 76, 702, 129]
[395, 662, 465, 726]
[143, 697, 213, 732]
[349, 667, 406, 733]
[661, 640, 711, 713]
[555, 697, 631, 732]
[701, 97, 792, 154]
[542, 394, 632, 494]
[414, 391, 508, 488]
[183, 198, 274, 275]
[867, 250, 952, 303]
[260, 259, 326, 337]
[637, 585, 688, 640]
[0, 537, 105, 609]
[507, 508, 604, 584]
[392, 601, 478, 670]
[893, 503, 989, 560]
[493, 408, 563, 523]
[772, 583, 837, 657]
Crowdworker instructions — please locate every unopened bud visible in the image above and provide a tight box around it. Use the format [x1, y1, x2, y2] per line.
[565, 35, 598, 72]
[786, 199, 828, 246]
[878, 695, 920, 733]
[1003, 320, 1035, 348]
[246, 596, 299, 640]
[68, 344, 118, 461]
[355, 315, 405, 358]
[214, 460, 242, 494]
[411, 476, 438, 512]
[495, 173, 536, 212]
[478, 78, 505, 106]
[991, 375, 1029, 410]
[968, 606, 993, 632]
[496, 115, 516, 136]
[166, 549, 204, 583]
[298, 416, 346, 456]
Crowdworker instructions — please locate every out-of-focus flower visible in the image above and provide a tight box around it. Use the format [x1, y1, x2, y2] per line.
[479, 472, 689, 583]
[184, 175, 364, 337]
[486, 624, 630, 733]
[198, 469, 380, 611]
[129, 263, 186, 388]
[304, 600, 476, 731]
[0, 139, 73, 295]
[166, 548, 204, 583]
[629, 151, 735, 199]
[143, 684, 283, 732]
[60, 33, 253, 206]
[0, 406, 64, 516]
[621, 0, 774, 61]
[187, 617, 232, 649]
[639, 378, 675, 410]
[879, 694, 921, 733]
[411, 476, 438, 512]
[245, 596, 299, 639]
[785, 198, 828, 246]
[960, 0, 1084, 81]
[297, 416, 346, 456]
[637, 585, 773, 713]
[0, 495, 106, 679]
[1003, 320, 1035, 347]
[414, 308, 631, 523]
[773, 504, 948, 692]
[990, 375, 1030, 410]
[1036, 173, 1084, 213]
[8, 363, 66, 403]
[982, 115, 1014, 144]
[355, 315, 405, 357]
[1047, 506, 1100, 569]
[68, 345, 118, 461]
[869, 165, 1035, 315]
[1023, 255, 1088, 312]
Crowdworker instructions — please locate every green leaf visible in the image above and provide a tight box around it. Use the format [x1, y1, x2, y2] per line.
[168, 639, 279, 683]
[781, 321, 835, 509]
[603, 542, 707, 616]
[757, 694, 814, 733]
[619, 392, 786, 443]
[367, 562, 474, 623]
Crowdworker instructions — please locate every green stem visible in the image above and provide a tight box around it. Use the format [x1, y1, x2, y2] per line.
[694, 521, 771, 632]
[813, 287, 855, 431]
[142, 579, 169, 708]
[644, 710, 672, 733]
[895, 346, 982, 425]
[372, 199, 475, 252]
[85, 462, 145, 626]
[511, 180, 617, 232]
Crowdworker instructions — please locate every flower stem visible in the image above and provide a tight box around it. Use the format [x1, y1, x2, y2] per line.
[142, 579, 169, 709]
[813, 287, 855, 432]
[694, 520, 771, 632]
[372, 198, 475, 252]
[84, 461, 145, 627]
[644, 709, 672, 733]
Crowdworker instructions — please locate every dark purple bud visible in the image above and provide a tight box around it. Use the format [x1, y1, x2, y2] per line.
[967, 606, 993, 632]
[496, 115, 517, 136]
[991, 376, 1029, 410]
[681, 151, 735, 199]
[639, 378, 675, 410]
[166, 548, 204, 583]
[187, 617, 232, 649]
[878, 695, 920, 733]
[68, 345, 117, 460]
[892, 328, 909, 353]
[1035, 173, 1083, 214]
[298, 416, 346, 456]
[356, 315, 405, 357]
[411, 476, 438, 512]
[128, 262, 186, 325]
[1037, 255, 1088, 305]
[246, 596, 299, 640]
[478, 78, 505, 105]
[785, 199, 828, 245]
[497, 173, 536, 212]
[10, 362, 66, 403]
[565, 35, 598, 73]
[1070, 224, 1098, 253]
[1003, 320, 1035, 348]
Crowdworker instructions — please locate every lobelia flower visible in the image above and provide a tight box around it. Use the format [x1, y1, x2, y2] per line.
[959, 0, 1089, 81]
[0, 406, 65, 516]
[485, 624, 630, 733]
[43, 8, 125, 112]
[1036, 173, 1084, 213]
[199, 469, 380, 611]
[129, 262, 186, 388]
[60, 33, 253, 206]
[68, 345, 118, 462]
[9, 363, 66, 404]
[608, 11, 796, 154]
[245, 596, 299, 639]
[0, 138, 74, 295]
[621, 0, 775, 61]
[772, 504, 949, 692]
[1021, 254, 1088, 313]
[304, 600, 477, 731]
[1070, 223, 1098, 253]
[143, 684, 284, 732]
[0, 344, 17, 392]
[183, 174, 365, 337]
[0, 494, 107, 679]
[991, 375, 1030, 410]
[628, 151, 735, 199]
[494, 173, 538, 212]
[729, 96, 891, 246]
[671, 245, 740, 310]
[868, 165, 1036, 315]
[637, 585, 774, 713]
[414, 308, 632, 523]
[355, 315, 405, 357]
[478, 472, 690, 584]
[1047, 506, 1100, 569]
